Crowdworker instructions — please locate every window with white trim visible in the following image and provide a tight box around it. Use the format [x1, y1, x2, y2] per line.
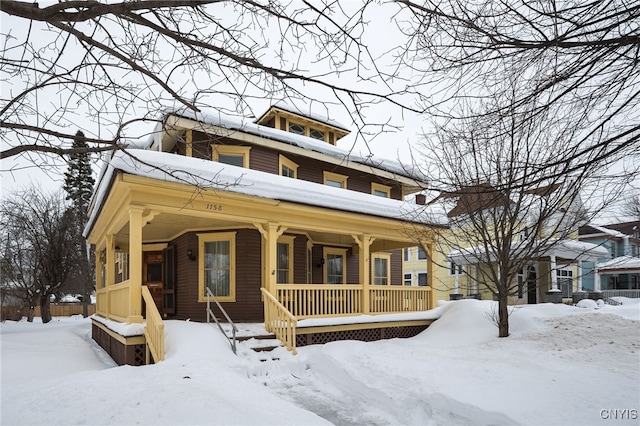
[404, 273, 412, 286]
[557, 267, 573, 298]
[449, 262, 463, 275]
[198, 232, 236, 302]
[417, 273, 428, 286]
[418, 247, 427, 260]
[276, 236, 295, 284]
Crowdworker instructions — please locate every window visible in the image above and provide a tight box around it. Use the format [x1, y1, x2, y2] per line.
[279, 155, 298, 178]
[116, 252, 130, 282]
[372, 253, 391, 285]
[276, 236, 295, 284]
[557, 268, 573, 298]
[212, 145, 250, 168]
[417, 273, 428, 286]
[309, 128, 325, 141]
[371, 183, 391, 198]
[289, 122, 305, 135]
[404, 273, 412, 286]
[418, 247, 427, 260]
[404, 248, 409, 261]
[449, 262, 463, 275]
[610, 242, 616, 258]
[198, 232, 236, 302]
[323, 171, 348, 189]
[307, 244, 313, 284]
[517, 268, 524, 299]
[324, 247, 346, 284]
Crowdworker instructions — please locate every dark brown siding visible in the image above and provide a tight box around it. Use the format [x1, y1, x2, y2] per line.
[390, 249, 403, 285]
[293, 235, 308, 284]
[249, 145, 279, 174]
[346, 249, 359, 284]
[171, 229, 263, 323]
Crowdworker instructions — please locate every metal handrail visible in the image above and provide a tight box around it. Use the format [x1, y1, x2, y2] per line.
[205, 287, 238, 354]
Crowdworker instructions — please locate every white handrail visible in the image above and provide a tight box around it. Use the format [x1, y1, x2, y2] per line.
[206, 287, 238, 354]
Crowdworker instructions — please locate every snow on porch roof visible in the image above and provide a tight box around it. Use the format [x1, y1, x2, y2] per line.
[84, 150, 446, 237]
[596, 255, 640, 273]
[447, 239, 610, 265]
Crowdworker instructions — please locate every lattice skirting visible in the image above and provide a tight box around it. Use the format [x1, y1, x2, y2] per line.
[92, 321, 146, 366]
[296, 325, 429, 347]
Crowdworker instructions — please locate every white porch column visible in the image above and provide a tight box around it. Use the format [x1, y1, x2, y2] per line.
[454, 268, 460, 294]
[576, 260, 583, 292]
[594, 268, 602, 292]
[550, 255, 559, 292]
[474, 265, 479, 295]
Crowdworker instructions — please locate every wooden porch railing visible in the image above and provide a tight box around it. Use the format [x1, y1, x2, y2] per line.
[142, 286, 165, 364]
[96, 280, 131, 322]
[275, 284, 432, 317]
[261, 288, 297, 354]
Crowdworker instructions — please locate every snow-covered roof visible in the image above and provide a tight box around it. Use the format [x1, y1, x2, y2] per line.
[447, 239, 609, 265]
[257, 102, 350, 132]
[585, 224, 627, 239]
[158, 106, 425, 182]
[596, 255, 640, 272]
[84, 150, 445, 237]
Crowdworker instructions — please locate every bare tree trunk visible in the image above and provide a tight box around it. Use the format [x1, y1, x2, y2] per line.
[497, 293, 509, 337]
[39, 295, 52, 323]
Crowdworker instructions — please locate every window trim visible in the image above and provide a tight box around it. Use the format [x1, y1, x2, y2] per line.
[277, 235, 296, 284]
[323, 247, 347, 284]
[372, 253, 391, 285]
[323, 171, 348, 189]
[418, 247, 427, 260]
[279, 155, 299, 178]
[448, 262, 463, 276]
[371, 182, 391, 198]
[211, 145, 251, 168]
[198, 232, 236, 302]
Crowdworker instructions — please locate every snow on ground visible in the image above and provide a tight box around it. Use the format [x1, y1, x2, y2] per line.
[2, 299, 639, 425]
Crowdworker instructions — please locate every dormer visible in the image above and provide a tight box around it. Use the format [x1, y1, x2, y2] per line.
[255, 104, 350, 146]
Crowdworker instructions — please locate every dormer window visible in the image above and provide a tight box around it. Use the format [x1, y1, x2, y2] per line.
[309, 128, 325, 141]
[288, 122, 305, 135]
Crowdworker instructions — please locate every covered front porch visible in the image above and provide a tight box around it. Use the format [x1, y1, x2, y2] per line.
[85, 171, 439, 361]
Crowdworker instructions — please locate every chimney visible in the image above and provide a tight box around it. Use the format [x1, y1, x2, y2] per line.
[415, 194, 426, 205]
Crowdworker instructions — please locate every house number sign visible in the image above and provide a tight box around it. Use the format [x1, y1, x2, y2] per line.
[205, 203, 223, 211]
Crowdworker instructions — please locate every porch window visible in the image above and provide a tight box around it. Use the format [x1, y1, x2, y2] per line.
[198, 232, 236, 302]
[212, 145, 250, 168]
[277, 236, 295, 284]
[557, 267, 573, 298]
[279, 155, 298, 178]
[371, 182, 391, 198]
[324, 247, 346, 284]
[323, 171, 348, 189]
[372, 253, 391, 285]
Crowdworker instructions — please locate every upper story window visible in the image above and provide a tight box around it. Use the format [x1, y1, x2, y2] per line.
[279, 155, 298, 179]
[288, 122, 305, 135]
[212, 145, 250, 168]
[324, 171, 348, 189]
[449, 262, 463, 275]
[610, 242, 616, 258]
[309, 128, 325, 141]
[418, 247, 427, 260]
[371, 182, 391, 198]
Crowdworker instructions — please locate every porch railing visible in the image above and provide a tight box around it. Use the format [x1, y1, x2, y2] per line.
[96, 280, 131, 322]
[275, 284, 432, 318]
[206, 287, 238, 354]
[142, 286, 165, 363]
[261, 288, 297, 354]
[602, 289, 640, 299]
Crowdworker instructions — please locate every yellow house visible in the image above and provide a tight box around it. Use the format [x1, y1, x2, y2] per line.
[84, 104, 444, 364]
[415, 184, 609, 305]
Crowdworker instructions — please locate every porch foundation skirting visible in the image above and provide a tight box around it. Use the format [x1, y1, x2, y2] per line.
[92, 319, 146, 366]
[295, 320, 434, 347]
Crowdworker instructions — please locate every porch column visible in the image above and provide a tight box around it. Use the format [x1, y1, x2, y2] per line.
[353, 234, 374, 314]
[576, 260, 583, 292]
[454, 269, 460, 294]
[128, 206, 144, 324]
[594, 269, 602, 292]
[104, 235, 116, 320]
[550, 255, 559, 292]
[185, 129, 193, 157]
[474, 265, 479, 295]
[255, 223, 286, 295]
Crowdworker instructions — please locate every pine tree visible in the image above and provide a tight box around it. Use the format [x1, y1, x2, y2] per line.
[63, 131, 95, 317]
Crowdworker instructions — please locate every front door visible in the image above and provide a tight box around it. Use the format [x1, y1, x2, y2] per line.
[143, 251, 164, 315]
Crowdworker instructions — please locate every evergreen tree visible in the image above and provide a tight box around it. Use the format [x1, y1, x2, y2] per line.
[63, 131, 95, 317]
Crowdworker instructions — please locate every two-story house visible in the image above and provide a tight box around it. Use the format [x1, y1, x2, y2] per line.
[578, 221, 640, 298]
[421, 183, 608, 304]
[83, 104, 444, 365]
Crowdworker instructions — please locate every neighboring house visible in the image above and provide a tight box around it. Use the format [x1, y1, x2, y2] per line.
[578, 221, 640, 297]
[427, 184, 608, 304]
[83, 104, 444, 365]
[402, 246, 431, 288]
